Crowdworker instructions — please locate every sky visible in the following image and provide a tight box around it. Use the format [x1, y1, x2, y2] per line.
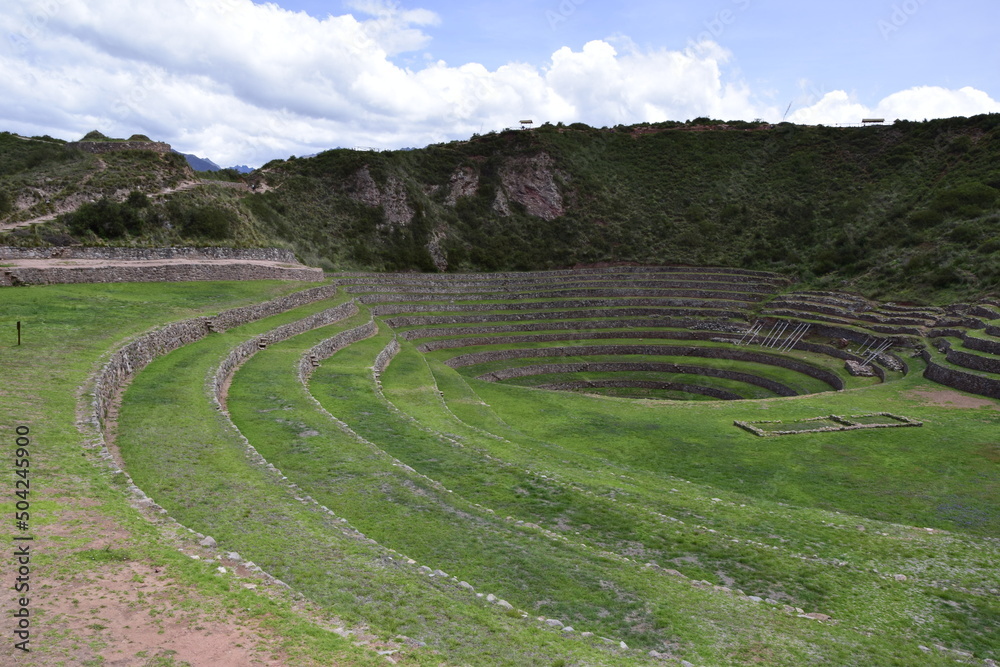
[1, 0, 998, 166]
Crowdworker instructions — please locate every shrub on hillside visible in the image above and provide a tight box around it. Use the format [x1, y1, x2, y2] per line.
[66, 197, 145, 238]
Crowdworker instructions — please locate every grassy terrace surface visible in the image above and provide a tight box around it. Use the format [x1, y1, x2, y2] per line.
[15, 267, 1000, 665]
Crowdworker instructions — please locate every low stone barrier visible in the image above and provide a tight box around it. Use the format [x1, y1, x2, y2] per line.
[369, 297, 753, 316]
[373, 338, 401, 374]
[477, 362, 797, 397]
[384, 308, 745, 328]
[298, 320, 378, 382]
[356, 288, 764, 304]
[535, 379, 742, 400]
[2, 263, 323, 286]
[417, 330, 723, 353]
[448, 344, 844, 391]
[91, 285, 340, 430]
[946, 347, 1000, 375]
[963, 332, 1000, 356]
[398, 318, 732, 340]
[333, 265, 790, 283]
[735, 413, 922, 437]
[344, 279, 779, 295]
[0, 246, 298, 262]
[922, 351, 1000, 400]
[213, 302, 359, 408]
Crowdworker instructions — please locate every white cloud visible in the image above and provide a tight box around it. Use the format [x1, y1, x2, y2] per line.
[1, 1, 994, 167]
[789, 86, 1000, 125]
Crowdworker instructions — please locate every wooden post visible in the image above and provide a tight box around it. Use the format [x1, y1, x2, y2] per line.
[17, 321, 21, 346]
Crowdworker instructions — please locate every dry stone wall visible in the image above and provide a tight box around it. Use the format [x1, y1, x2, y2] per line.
[0, 247, 299, 262]
[2, 263, 322, 286]
[67, 141, 171, 154]
[478, 362, 797, 397]
[357, 289, 764, 303]
[213, 302, 359, 408]
[447, 344, 845, 391]
[368, 297, 753, 315]
[963, 332, 1000, 356]
[91, 285, 340, 429]
[298, 321, 378, 383]
[399, 319, 731, 341]
[384, 308, 745, 328]
[921, 352, 1000, 400]
[535, 380, 742, 400]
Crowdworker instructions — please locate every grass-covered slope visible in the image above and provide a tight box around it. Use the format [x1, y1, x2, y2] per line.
[45, 268, 989, 665]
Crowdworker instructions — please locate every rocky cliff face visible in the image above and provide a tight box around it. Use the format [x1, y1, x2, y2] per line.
[445, 166, 479, 206]
[497, 153, 565, 221]
[345, 166, 415, 228]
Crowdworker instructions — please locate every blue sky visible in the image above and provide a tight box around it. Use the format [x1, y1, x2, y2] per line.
[1, 0, 997, 165]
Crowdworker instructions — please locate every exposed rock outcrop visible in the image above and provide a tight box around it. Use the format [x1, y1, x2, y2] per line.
[497, 153, 565, 221]
[445, 166, 479, 206]
[344, 167, 414, 228]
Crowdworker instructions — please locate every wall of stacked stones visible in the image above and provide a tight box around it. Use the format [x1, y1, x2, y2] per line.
[92, 286, 340, 429]
[447, 345, 845, 390]
[356, 289, 766, 303]
[384, 308, 745, 328]
[344, 280, 779, 295]
[334, 266, 790, 282]
[945, 347, 1000, 375]
[922, 352, 1000, 400]
[536, 379, 742, 400]
[0, 247, 299, 262]
[766, 311, 923, 337]
[298, 321, 378, 383]
[66, 141, 172, 154]
[769, 300, 930, 327]
[373, 338, 401, 374]
[987, 324, 1000, 338]
[211, 285, 338, 330]
[213, 302, 359, 406]
[963, 333, 1000, 356]
[369, 298, 752, 316]
[399, 318, 738, 341]
[480, 362, 797, 396]
[2, 264, 322, 286]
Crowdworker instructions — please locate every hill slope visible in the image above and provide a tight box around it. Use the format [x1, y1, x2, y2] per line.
[3, 116, 1000, 302]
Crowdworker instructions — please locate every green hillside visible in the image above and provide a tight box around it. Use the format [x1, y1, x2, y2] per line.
[3, 116, 1000, 302]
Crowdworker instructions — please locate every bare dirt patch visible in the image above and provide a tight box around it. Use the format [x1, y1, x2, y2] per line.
[904, 388, 1000, 410]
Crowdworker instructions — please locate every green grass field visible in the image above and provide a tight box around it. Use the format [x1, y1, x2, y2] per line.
[2, 269, 999, 666]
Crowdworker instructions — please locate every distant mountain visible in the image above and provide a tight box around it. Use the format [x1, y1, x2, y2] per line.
[175, 151, 221, 172]
[228, 165, 254, 174]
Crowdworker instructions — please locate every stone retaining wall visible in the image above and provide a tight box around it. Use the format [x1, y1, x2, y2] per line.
[0, 246, 299, 262]
[298, 321, 378, 382]
[398, 318, 740, 340]
[963, 332, 1000, 356]
[67, 140, 172, 154]
[344, 279, 779, 295]
[384, 308, 745, 328]
[417, 330, 723, 353]
[373, 338, 401, 374]
[945, 347, 1000, 375]
[535, 379, 742, 400]
[213, 302, 359, 408]
[921, 352, 1000, 400]
[333, 265, 790, 282]
[478, 362, 797, 397]
[450, 344, 844, 390]
[368, 297, 752, 315]
[987, 324, 1000, 338]
[2, 263, 323, 286]
[357, 288, 764, 304]
[91, 285, 340, 429]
